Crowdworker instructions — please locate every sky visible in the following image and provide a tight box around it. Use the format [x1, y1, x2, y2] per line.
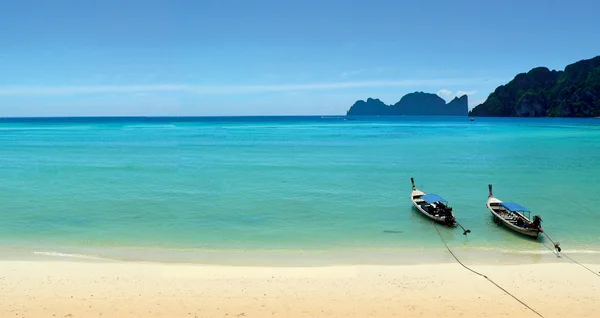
[1, 0, 599, 116]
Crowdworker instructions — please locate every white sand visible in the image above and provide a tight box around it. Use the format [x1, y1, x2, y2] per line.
[1, 260, 599, 318]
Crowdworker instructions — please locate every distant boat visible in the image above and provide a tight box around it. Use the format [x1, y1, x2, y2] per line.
[486, 184, 542, 238]
[470, 118, 475, 121]
[410, 178, 457, 227]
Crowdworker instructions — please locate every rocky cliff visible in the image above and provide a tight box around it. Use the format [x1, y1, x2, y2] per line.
[469, 55, 600, 117]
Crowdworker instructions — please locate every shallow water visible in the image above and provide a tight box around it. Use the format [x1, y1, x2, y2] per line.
[0, 116, 599, 262]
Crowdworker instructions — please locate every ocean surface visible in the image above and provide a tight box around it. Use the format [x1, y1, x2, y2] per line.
[1, 116, 599, 264]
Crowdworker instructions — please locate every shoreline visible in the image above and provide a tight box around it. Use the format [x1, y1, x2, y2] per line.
[2, 244, 600, 267]
[2, 260, 599, 318]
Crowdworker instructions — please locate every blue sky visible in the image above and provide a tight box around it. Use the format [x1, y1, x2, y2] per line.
[1, 0, 599, 116]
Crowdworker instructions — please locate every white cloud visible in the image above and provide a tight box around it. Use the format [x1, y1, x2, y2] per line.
[0, 78, 492, 97]
[437, 89, 477, 101]
[340, 69, 365, 78]
[456, 90, 477, 97]
[436, 89, 453, 99]
[0, 85, 186, 96]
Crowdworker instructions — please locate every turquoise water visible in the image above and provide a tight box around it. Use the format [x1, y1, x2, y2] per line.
[1, 116, 599, 262]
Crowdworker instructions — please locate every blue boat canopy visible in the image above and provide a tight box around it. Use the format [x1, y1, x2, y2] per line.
[421, 194, 447, 204]
[500, 201, 531, 212]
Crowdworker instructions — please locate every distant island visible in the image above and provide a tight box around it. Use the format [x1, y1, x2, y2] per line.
[470, 55, 600, 117]
[346, 92, 468, 116]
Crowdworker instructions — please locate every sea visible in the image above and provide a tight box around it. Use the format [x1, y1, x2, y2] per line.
[1, 116, 599, 265]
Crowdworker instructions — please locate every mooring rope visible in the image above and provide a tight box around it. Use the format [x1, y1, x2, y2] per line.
[432, 222, 545, 318]
[542, 242, 562, 257]
[541, 240, 600, 278]
[560, 252, 600, 278]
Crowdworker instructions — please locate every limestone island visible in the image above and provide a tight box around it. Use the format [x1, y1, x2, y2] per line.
[346, 92, 468, 116]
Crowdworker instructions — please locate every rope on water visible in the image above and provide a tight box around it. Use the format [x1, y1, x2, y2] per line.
[432, 222, 545, 318]
[542, 242, 562, 257]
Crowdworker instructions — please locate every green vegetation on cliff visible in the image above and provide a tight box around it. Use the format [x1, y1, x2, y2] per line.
[469, 56, 600, 117]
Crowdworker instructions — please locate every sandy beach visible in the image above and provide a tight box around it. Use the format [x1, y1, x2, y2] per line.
[2, 259, 599, 318]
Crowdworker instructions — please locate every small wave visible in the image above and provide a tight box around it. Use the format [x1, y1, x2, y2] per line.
[33, 251, 111, 261]
[0, 126, 94, 131]
[220, 125, 279, 129]
[500, 249, 600, 255]
[221, 124, 343, 130]
[122, 124, 177, 130]
[550, 250, 600, 254]
[455, 246, 600, 255]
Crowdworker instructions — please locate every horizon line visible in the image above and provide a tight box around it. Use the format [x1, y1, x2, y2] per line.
[1, 114, 476, 119]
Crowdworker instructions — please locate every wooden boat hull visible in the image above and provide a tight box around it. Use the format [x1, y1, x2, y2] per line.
[410, 189, 457, 227]
[486, 197, 540, 238]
